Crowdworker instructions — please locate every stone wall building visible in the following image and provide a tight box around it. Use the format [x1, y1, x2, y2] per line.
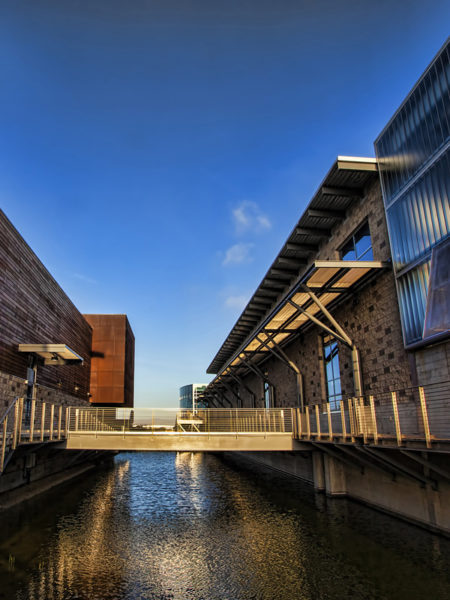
[204, 41, 450, 534]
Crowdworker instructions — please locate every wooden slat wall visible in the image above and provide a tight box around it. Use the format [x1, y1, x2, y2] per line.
[0, 210, 92, 401]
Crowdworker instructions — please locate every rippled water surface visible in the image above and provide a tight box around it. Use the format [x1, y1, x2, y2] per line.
[1, 452, 450, 600]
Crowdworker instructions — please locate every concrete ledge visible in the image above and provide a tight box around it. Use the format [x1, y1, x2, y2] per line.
[64, 433, 300, 452]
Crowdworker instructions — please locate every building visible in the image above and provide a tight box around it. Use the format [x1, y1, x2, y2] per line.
[203, 42, 449, 534]
[84, 314, 135, 407]
[179, 383, 208, 411]
[374, 38, 449, 381]
[0, 209, 135, 501]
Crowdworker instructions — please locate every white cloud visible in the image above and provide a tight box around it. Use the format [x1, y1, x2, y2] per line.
[232, 201, 271, 234]
[72, 272, 97, 284]
[224, 295, 249, 311]
[222, 242, 254, 266]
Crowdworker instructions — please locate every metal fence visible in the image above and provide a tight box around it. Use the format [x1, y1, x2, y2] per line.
[293, 381, 450, 447]
[2, 380, 449, 473]
[0, 398, 68, 472]
[66, 407, 293, 436]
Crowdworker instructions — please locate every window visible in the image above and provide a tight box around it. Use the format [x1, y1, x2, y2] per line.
[264, 382, 273, 409]
[341, 222, 373, 261]
[423, 238, 450, 341]
[323, 336, 342, 411]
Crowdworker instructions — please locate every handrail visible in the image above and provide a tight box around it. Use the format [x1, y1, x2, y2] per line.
[293, 380, 450, 448]
[0, 397, 70, 474]
[0, 397, 18, 424]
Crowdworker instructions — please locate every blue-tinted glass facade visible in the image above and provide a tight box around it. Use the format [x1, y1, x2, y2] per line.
[179, 384, 208, 410]
[375, 40, 450, 346]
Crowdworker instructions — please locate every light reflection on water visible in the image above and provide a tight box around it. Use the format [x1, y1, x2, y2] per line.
[0, 452, 450, 600]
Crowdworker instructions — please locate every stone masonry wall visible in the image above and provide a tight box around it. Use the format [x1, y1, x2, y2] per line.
[213, 178, 414, 408]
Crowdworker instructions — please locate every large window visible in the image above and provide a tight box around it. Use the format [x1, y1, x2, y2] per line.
[264, 382, 273, 409]
[323, 336, 342, 411]
[341, 222, 373, 261]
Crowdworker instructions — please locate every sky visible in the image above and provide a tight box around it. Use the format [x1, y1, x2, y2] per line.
[0, 1, 448, 406]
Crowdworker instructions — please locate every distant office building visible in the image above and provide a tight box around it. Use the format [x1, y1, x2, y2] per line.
[374, 39, 449, 348]
[179, 383, 208, 410]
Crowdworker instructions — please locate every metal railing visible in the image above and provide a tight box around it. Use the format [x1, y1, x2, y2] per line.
[0, 398, 68, 472]
[292, 381, 450, 448]
[66, 407, 293, 436]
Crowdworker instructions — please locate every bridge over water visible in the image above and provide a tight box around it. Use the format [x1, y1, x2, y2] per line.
[2, 380, 449, 474]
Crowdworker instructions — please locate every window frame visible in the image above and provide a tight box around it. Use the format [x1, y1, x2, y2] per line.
[322, 335, 342, 412]
[340, 221, 373, 262]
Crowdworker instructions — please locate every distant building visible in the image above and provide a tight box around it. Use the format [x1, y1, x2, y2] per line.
[179, 383, 208, 410]
[84, 314, 135, 407]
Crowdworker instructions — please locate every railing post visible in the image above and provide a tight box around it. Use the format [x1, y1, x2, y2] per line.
[391, 391, 402, 446]
[369, 395, 378, 444]
[315, 405, 321, 440]
[418, 386, 431, 449]
[17, 398, 24, 444]
[326, 403, 332, 440]
[57, 405, 62, 440]
[65, 407, 70, 437]
[340, 400, 346, 440]
[348, 398, 355, 443]
[359, 398, 367, 444]
[1, 416, 8, 472]
[297, 408, 302, 438]
[306, 406, 311, 440]
[40, 403, 46, 441]
[12, 400, 19, 450]
[49, 404, 54, 440]
[75, 409, 79, 431]
[29, 400, 36, 442]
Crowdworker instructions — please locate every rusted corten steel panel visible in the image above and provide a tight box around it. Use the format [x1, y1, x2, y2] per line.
[0, 210, 92, 401]
[84, 314, 135, 407]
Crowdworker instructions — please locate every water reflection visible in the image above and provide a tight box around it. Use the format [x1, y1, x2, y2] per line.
[0, 452, 449, 600]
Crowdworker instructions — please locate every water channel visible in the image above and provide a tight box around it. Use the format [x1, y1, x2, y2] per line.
[0, 452, 450, 600]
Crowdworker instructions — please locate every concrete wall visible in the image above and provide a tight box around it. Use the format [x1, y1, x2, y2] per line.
[227, 449, 450, 536]
[0, 444, 114, 509]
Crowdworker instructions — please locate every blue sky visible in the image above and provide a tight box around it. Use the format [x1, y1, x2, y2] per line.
[0, 1, 448, 406]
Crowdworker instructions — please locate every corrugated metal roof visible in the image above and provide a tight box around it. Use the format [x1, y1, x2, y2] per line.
[207, 157, 378, 375]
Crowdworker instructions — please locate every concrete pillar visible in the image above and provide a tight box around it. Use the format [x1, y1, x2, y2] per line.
[324, 455, 347, 497]
[312, 451, 325, 492]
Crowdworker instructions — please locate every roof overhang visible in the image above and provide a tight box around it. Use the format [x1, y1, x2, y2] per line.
[18, 344, 84, 365]
[208, 260, 388, 383]
[207, 156, 379, 374]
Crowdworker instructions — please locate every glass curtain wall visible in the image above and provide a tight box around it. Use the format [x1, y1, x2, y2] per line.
[375, 40, 450, 346]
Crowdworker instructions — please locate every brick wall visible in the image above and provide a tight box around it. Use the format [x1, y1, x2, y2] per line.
[0, 210, 92, 404]
[214, 178, 414, 408]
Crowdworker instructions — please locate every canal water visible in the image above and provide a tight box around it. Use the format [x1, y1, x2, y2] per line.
[0, 452, 450, 600]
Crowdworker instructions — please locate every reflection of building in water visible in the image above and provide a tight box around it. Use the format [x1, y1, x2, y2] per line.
[179, 383, 208, 410]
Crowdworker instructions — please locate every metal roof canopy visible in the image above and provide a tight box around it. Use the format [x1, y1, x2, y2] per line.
[209, 260, 387, 385]
[18, 344, 83, 365]
[207, 156, 378, 374]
